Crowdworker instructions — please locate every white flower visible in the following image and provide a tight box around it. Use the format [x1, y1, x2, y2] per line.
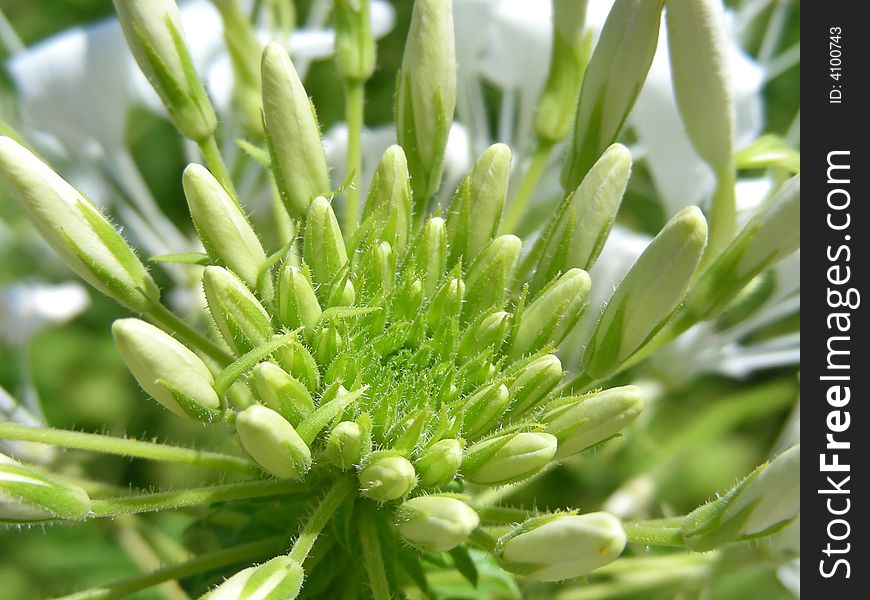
[0, 281, 89, 345]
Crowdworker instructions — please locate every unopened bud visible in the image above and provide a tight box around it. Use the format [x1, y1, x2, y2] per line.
[206, 555, 303, 600]
[358, 145, 412, 256]
[1, 453, 90, 522]
[325, 421, 363, 470]
[359, 455, 417, 501]
[459, 311, 511, 359]
[461, 383, 510, 440]
[277, 265, 322, 339]
[236, 405, 312, 479]
[203, 266, 272, 356]
[334, 0, 376, 82]
[463, 432, 556, 485]
[463, 235, 522, 321]
[396, 496, 480, 552]
[251, 362, 315, 426]
[413, 217, 448, 297]
[303, 196, 349, 293]
[415, 439, 463, 488]
[507, 354, 564, 417]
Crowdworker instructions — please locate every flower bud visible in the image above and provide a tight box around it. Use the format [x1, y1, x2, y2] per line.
[303, 196, 349, 292]
[359, 455, 417, 501]
[277, 265, 322, 340]
[463, 432, 557, 485]
[274, 338, 320, 392]
[314, 326, 343, 367]
[463, 235, 522, 321]
[496, 512, 626, 581]
[203, 266, 272, 356]
[1, 453, 90, 522]
[396, 496, 480, 552]
[334, 0, 376, 82]
[183, 164, 268, 290]
[251, 362, 315, 426]
[447, 144, 511, 266]
[459, 311, 511, 359]
[542, 386, 644, 458]
[236, 405, 312, 479]
[415, 439, 463, 488]
[461, 383, 510, 440]
[396, 0, 456, 201]
[112, 318, 221, 420]
[0, 137, 158, 312]
[512, 268, 590, 359]
[112, 0, 216, 140]
[359, 241, 396, 298]
[413, 217, 448, 297]
[325, 421, 363, 470]
[427, 278, 465, 325]
[534, 144, 631, 291]
[507, 354, 564, 417]
[262, 43, 330, 216]
[562, 0, 663, 190]
[583, 206, 707, 379]
[206, 555, 303, 600]
[358, 145, 412, 257]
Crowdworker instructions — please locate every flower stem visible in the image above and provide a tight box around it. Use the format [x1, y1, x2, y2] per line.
[701, 166, 737, 268]
[623, 517, 686, 547]
[476, 505, 533, 524]
[467, 527, 498, 553]
[359, 504, 391, 600]
[502, 140, 553, 234]
[198, 134, 238, 202]
[0, 422, 256, 475]
[145, 302, 234, 366]
[55, 536, 287, 600]
[343, 79, 365, 236]
[89, 479, 303, 517]
[287, 476, 355, 563]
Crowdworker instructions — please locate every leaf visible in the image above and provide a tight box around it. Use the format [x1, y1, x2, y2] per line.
[151, 252, 213, 266]
[449, 545, 478, 587]
[236, 139, 272, 168]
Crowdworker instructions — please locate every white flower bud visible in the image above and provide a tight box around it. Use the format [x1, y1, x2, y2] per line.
[205, 555, 303, 600]
[1, 453, 90, 522]
[463, 432, 557, 485]
[359, 455, 417, 501]
[236, 405, 312, 480]
[396, 496, 480, 552]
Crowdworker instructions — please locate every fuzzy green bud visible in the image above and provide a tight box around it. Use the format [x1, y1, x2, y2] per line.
[414, 217, 449, 297]
[277, 265, 322, 339]
[325, 421, 363, 470]
[262, 42, 330, 216]
[314, 326, 343, 366]
[427, 278, 465, 325]
[113, 0, 216, 141]
[447, 144, 511, 266]
[562, 0, 663, 190]
[396, 496, 480, 552]
[534, 144, 631, 291]
[464, 235, 522, 321]
[463, 432, 557, 485]
[358, 145, 412, 257]
[507, 354, 564, 417]
[1, 453, 91, 522]
[334, 0, 376, 82]
[496, 512, 626, 581]
[396, 0, 456, 201]
[542, 386, 644, 459]
[415, 439, 463, 488]
[112, 318, 221, 420]
[183, 163, 268, 290]
[236, 404, 312, 479]
[203, 266, 272, 356]
[251, 362, 315, 426]
[304, 196, 349, 292]
[359, 241, 396, 297]
[274, 338, 320, 392]
[205, 555, 304, 600]
[461, 382, 510, 439]
[459, 311, 511, 359]
[359, 455, 417, 501]
[513, 268, 591, 359]
[583, 206, 707, 379]
[0, 137, 159, 312]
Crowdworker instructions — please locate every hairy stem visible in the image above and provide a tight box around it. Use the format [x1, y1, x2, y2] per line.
[343, 79, 365, 235]
[623, 517, 686, 547]
[146, 302, 234, 366]
[287, 476, 355, 563]
[359, 506, 391, 600]
[197, 134, 238, 202]
[502, 140, 554, 234]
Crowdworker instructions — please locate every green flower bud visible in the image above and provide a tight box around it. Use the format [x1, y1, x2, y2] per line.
[542, 386, 644, 459]
[112, 318, 221, 420]
[415, 439, 463, 488]
[304, 196, 349, 292]
[461, 383, 510, 440]
[534, 0, 590, 142]
[396, 0, 456, 201]
[666, 0, 733, 174]
[251, 362, 315, 426]
[327, 278, 357, 309]
[236, 405, 312, 479]
[413, 217, 448, 297]
[205, 555, 303, 600]
[683, 444, 800, 551]
[325, 421, 364, 470]
[334, 0, 376, 82]
[583, 206, 707, 379]
[262, 43, 330, 216]
[274, 338, 321, 392]
[277, 265, 322, 340]
[112, 0, 216, 141]
[359, 241, 396, 298]
[358, 145, 412, 257]
[464, 235, 522, 321]
[427, 278, 465, 325]
[183, 164, 268, 290]
[507, 354, 564, 417]
[1, 453, 90, 522]
[359, 455, 417, 501]
[534, 144, 631, 291]
[203, 266, 272, 356]
[463, 432, 557, 485]
[513, 268, 591, 360]
[459, 311, 511, 359]
[496, 512, 626, 581]
[314, 326, 343, 366]
[0, 137, 159, 312]
[396, 496, 480, 553]
[392, 277, 425, 321]
[447, 144, 511, 266]
[562, 0, 663, 190]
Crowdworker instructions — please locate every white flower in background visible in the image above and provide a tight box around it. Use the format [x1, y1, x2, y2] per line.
[0, 282, 89, 346]
[0, 385, 56, 464]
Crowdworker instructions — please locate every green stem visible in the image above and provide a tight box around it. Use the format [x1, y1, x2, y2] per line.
[0, 423, 255, 475]
[55, 536, 286, 600]
[145, 302, 233, 366]
[467, 528, 498, 553]
[287, 476, 355, 563]
[701, 166, 737, 269]
[212, 329, 301, 396]
[623, 517, 686, 547]
[475, 505, 533, 524]
[359, 505, 391, 600]
[197, 134, 238, 202]
[90, 480, 302, 517]
[343, 79, 365, 236]
[502, 140, 554, 234]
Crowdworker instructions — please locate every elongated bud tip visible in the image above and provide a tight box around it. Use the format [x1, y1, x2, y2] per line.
[496, 512, 626, 581]
[396, 496, 480, 552]
[206, 555, 304, 600]
[463, 432, 557, 485]
[325, 421, 364, 470]
[1, 453, 91, 522]
[236, 405, 312, 479]
[415, 439, 463, 488]
[359, 456, 417, 501]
